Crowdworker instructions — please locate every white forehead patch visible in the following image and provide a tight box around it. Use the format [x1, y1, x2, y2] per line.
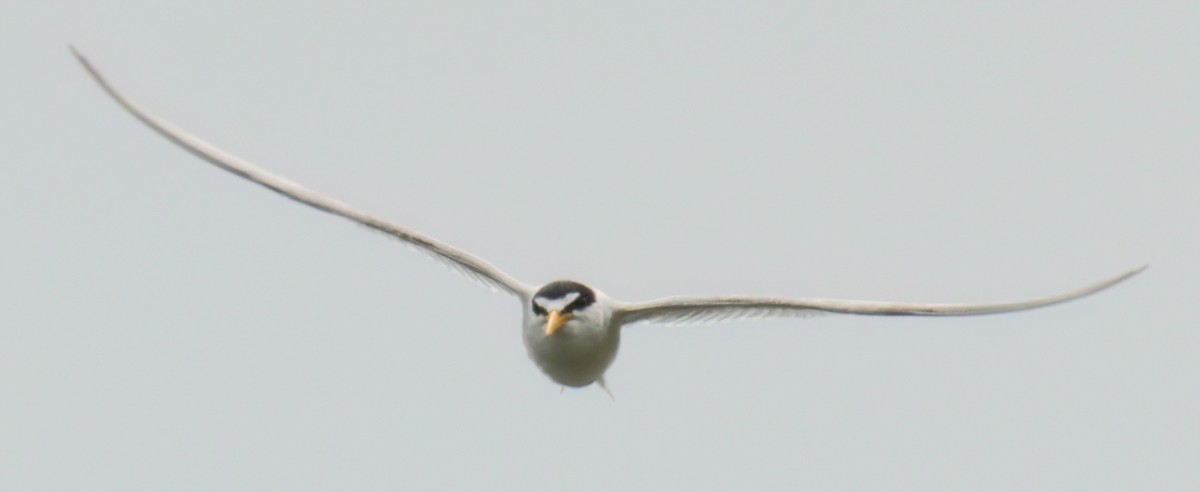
[534, 292, 580, 312]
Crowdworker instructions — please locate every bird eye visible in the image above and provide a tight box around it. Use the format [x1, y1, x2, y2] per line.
[531, 303, 547, 316]
[563, 295, 589, 313]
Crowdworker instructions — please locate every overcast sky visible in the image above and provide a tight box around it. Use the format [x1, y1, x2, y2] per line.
[2, 2, 1197, 490]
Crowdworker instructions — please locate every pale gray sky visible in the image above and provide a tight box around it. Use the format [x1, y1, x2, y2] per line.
[2, 2, 1197, 490]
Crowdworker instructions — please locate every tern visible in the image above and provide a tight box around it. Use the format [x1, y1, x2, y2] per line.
[70, 47, 1145, 393]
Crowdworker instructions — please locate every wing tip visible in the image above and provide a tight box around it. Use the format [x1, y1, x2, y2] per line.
[67, 43, 90, 68]
[1120, 263, 1150, 282]
[1078, 263, 1148, 300]
[67, 43, 107, 86]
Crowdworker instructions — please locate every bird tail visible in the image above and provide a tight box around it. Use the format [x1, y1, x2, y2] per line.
[597, 378, 615, 401]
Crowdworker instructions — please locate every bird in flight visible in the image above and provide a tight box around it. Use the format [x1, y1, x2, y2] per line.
[70, 47, 1145, 394]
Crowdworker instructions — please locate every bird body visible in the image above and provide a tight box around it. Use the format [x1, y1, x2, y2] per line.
[523, 283, 620, 387]
[70, 47, 1146, 393]
[523, 312, 619, 387]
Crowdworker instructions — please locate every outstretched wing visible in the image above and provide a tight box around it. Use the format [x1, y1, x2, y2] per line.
[616, 266, 1146, 326]
[71, 46, 533, 298]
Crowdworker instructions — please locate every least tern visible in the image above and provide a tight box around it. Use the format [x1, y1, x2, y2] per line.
[71, 47, 1145, 392]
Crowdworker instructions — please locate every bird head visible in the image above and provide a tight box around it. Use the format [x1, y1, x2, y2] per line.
[531, 280, 597, 336]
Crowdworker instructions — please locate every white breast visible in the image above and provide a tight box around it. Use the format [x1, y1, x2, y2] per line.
[521, 296, 621, 387]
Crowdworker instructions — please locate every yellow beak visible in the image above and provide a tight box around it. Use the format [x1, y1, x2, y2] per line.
[545, 310, 572, 336]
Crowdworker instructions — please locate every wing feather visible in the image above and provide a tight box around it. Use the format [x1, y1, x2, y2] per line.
[71, 46, 532, 298]
[617, 266, 1146, 326]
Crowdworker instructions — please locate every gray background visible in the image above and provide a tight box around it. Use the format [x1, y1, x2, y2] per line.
[2, 2, 1196, 490]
